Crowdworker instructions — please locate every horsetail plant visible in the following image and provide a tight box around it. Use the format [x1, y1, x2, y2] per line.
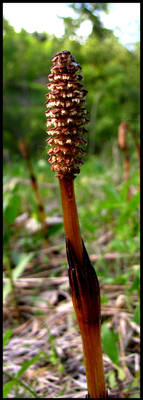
[18, 138, 49, 245]
[118, 121, 140, 199]
[118, 121, 130, 201]
[45, 50, 107, 398]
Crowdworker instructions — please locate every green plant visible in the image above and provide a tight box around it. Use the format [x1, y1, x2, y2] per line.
[3, 330, 41, 398]
[3, 255, 22, 323]
[3, 253, 33, 302]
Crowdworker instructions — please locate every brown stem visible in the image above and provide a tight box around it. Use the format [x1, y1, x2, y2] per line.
[118, 122, 131, 201]
[59, 178, 83, 266]
[18, 139, 48, 245]
[81, 323, 106, 398]
[59, 177, 107, 398]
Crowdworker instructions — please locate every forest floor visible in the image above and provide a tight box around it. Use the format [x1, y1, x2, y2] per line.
[3, 153, 140, 398]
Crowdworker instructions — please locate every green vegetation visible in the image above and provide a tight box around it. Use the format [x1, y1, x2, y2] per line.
[3, 5, 139, 157]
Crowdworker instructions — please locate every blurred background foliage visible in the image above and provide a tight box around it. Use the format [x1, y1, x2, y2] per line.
[3, 2, 140, 159]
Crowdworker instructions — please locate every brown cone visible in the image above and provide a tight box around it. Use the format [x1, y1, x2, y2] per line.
[46, 50, 88, 179]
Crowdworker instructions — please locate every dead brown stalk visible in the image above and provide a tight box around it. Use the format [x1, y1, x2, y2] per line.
[118, 121, 140, 199]
[18, 138, 49, 246]
[118, 122, 130, 201]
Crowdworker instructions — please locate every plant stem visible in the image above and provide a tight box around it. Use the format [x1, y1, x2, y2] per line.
[59, 177, 83, 266]
[18, 139, 48, 245]
[80, 322, 106, 398]
[59, 177, 107, 398]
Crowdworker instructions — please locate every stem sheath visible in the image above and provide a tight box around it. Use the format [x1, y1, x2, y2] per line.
[59, 177, 107, 398]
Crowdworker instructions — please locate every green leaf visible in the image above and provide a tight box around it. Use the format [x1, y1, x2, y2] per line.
[107, 239, 126, 252]
[120, 180, 131, 201]
[107, 370, 117, 388]
[16, 353, 43, 379]
[3, 329, 13, 348]
[47, 223, 63, 237]
[3, 253, 33, 301]
[128, 191, 140, 211]
[3, 379, 15, 398]
[3, 371, 38, 398]
[116, 191, 140, 230]
[3, 194, 20, 225]
[129, 276, 140, 293]
[101, 323, 120, 366]
[132, 304, 140, 325]
[117, 367, 126, 381]
[101, 294, 108, 304]
[103, 185, 121, 203]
